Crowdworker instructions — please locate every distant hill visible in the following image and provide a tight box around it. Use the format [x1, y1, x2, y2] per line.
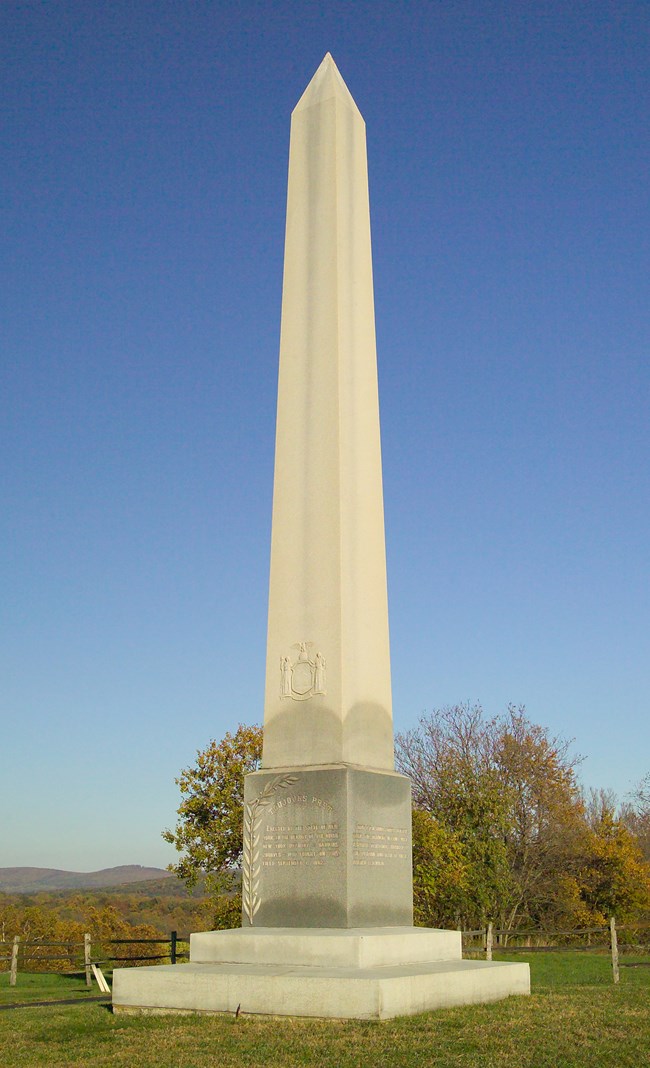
[0, 865, 173, 893]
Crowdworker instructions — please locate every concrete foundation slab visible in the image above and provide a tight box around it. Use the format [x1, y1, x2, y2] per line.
[112, 957, 530, 1021]
[190, 926, 461, 967]
[113, 926, 529, 1020]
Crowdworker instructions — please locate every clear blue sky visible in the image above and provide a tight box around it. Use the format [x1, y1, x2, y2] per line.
[2, 2, 648, 871]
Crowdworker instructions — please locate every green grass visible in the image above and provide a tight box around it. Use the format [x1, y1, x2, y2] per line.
[1, 954, 648, 1067]
[0, 971, 104, 1005]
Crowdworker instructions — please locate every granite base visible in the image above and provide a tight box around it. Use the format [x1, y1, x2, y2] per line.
[112, 927, 530, 1020]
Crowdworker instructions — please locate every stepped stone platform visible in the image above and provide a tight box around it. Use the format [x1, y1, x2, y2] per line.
[112, 928, 530, 1020]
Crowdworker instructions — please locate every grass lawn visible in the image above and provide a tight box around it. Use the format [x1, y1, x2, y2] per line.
[1, 953, 648, 1068]
[0, 971, 104, 1006]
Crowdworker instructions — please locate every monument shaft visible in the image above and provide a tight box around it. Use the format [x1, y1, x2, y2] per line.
[244, 54, 411, 929]
[263, 54, 393, 771]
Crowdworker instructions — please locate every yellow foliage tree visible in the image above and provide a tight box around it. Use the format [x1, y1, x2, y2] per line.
[162, 723, 263, 927]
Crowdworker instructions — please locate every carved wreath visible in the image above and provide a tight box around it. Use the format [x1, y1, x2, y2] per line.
[242, 774, 299, 925]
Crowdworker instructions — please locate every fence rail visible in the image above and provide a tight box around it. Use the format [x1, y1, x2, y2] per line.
[460, 918, 650, 982]
[0, 932, 190, 989]
[2, 920, 649, 990]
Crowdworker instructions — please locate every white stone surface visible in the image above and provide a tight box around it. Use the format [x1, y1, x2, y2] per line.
[263, 53, 393, 771]
[114, 926, 529, 1020]
[112, 958, 530, 1021]
[110, 56, 532, 1022]
[190, 926, 461, 968]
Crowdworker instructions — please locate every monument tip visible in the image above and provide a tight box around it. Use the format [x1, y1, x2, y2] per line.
[293, 53, 363, 118]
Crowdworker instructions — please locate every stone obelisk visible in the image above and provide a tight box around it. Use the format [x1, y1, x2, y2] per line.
[242, 53, 413, 929]
[263, 52, 392, 771]
[112, 57, 530, 1017]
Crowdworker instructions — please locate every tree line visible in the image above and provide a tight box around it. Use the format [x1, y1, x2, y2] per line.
[398, 705, 649, 930]
[0, 889, 214, 969]
[163, 707, 650, 932]
[0, 901, 163, 970]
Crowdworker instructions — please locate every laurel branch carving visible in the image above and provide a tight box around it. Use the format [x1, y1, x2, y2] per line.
[242, 773, 299, 925]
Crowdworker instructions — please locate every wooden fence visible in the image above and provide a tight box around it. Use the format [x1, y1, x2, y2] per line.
[0, 932, 190, 988]
[460, 918, 650, 983]
[2, 920, 649, 990]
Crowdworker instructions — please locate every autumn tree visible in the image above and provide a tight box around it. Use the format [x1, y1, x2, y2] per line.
[0, 900, 165, 972]
[162, 717, 650, 933]
[492, 708, 587, 929]
[579, 792, 650, 923]
[411, 809, 470, 927]
[396, 704, 588, 930]
[162, 724, 263, 924]
[397, 704, 515, 928]
[621, 773, 650, 863]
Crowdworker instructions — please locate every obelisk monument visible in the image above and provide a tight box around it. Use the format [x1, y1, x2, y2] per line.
[242, 53, 412, 928]
[112, 56, 530, 1017]
[263, 52, 392, 771]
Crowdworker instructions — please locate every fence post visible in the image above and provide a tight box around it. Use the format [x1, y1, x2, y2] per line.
[170, 930, 177, 966]
[10, 936, 20, 986]
[486, 922, 493, 961]
[610, 916, 619, 984]
[84, 933, 92, 988]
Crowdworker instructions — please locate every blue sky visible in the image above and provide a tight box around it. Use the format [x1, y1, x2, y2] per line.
[2, 1, 648, 871]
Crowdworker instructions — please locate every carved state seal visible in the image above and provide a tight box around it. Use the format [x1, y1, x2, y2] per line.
[279, 641, 326, 700]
